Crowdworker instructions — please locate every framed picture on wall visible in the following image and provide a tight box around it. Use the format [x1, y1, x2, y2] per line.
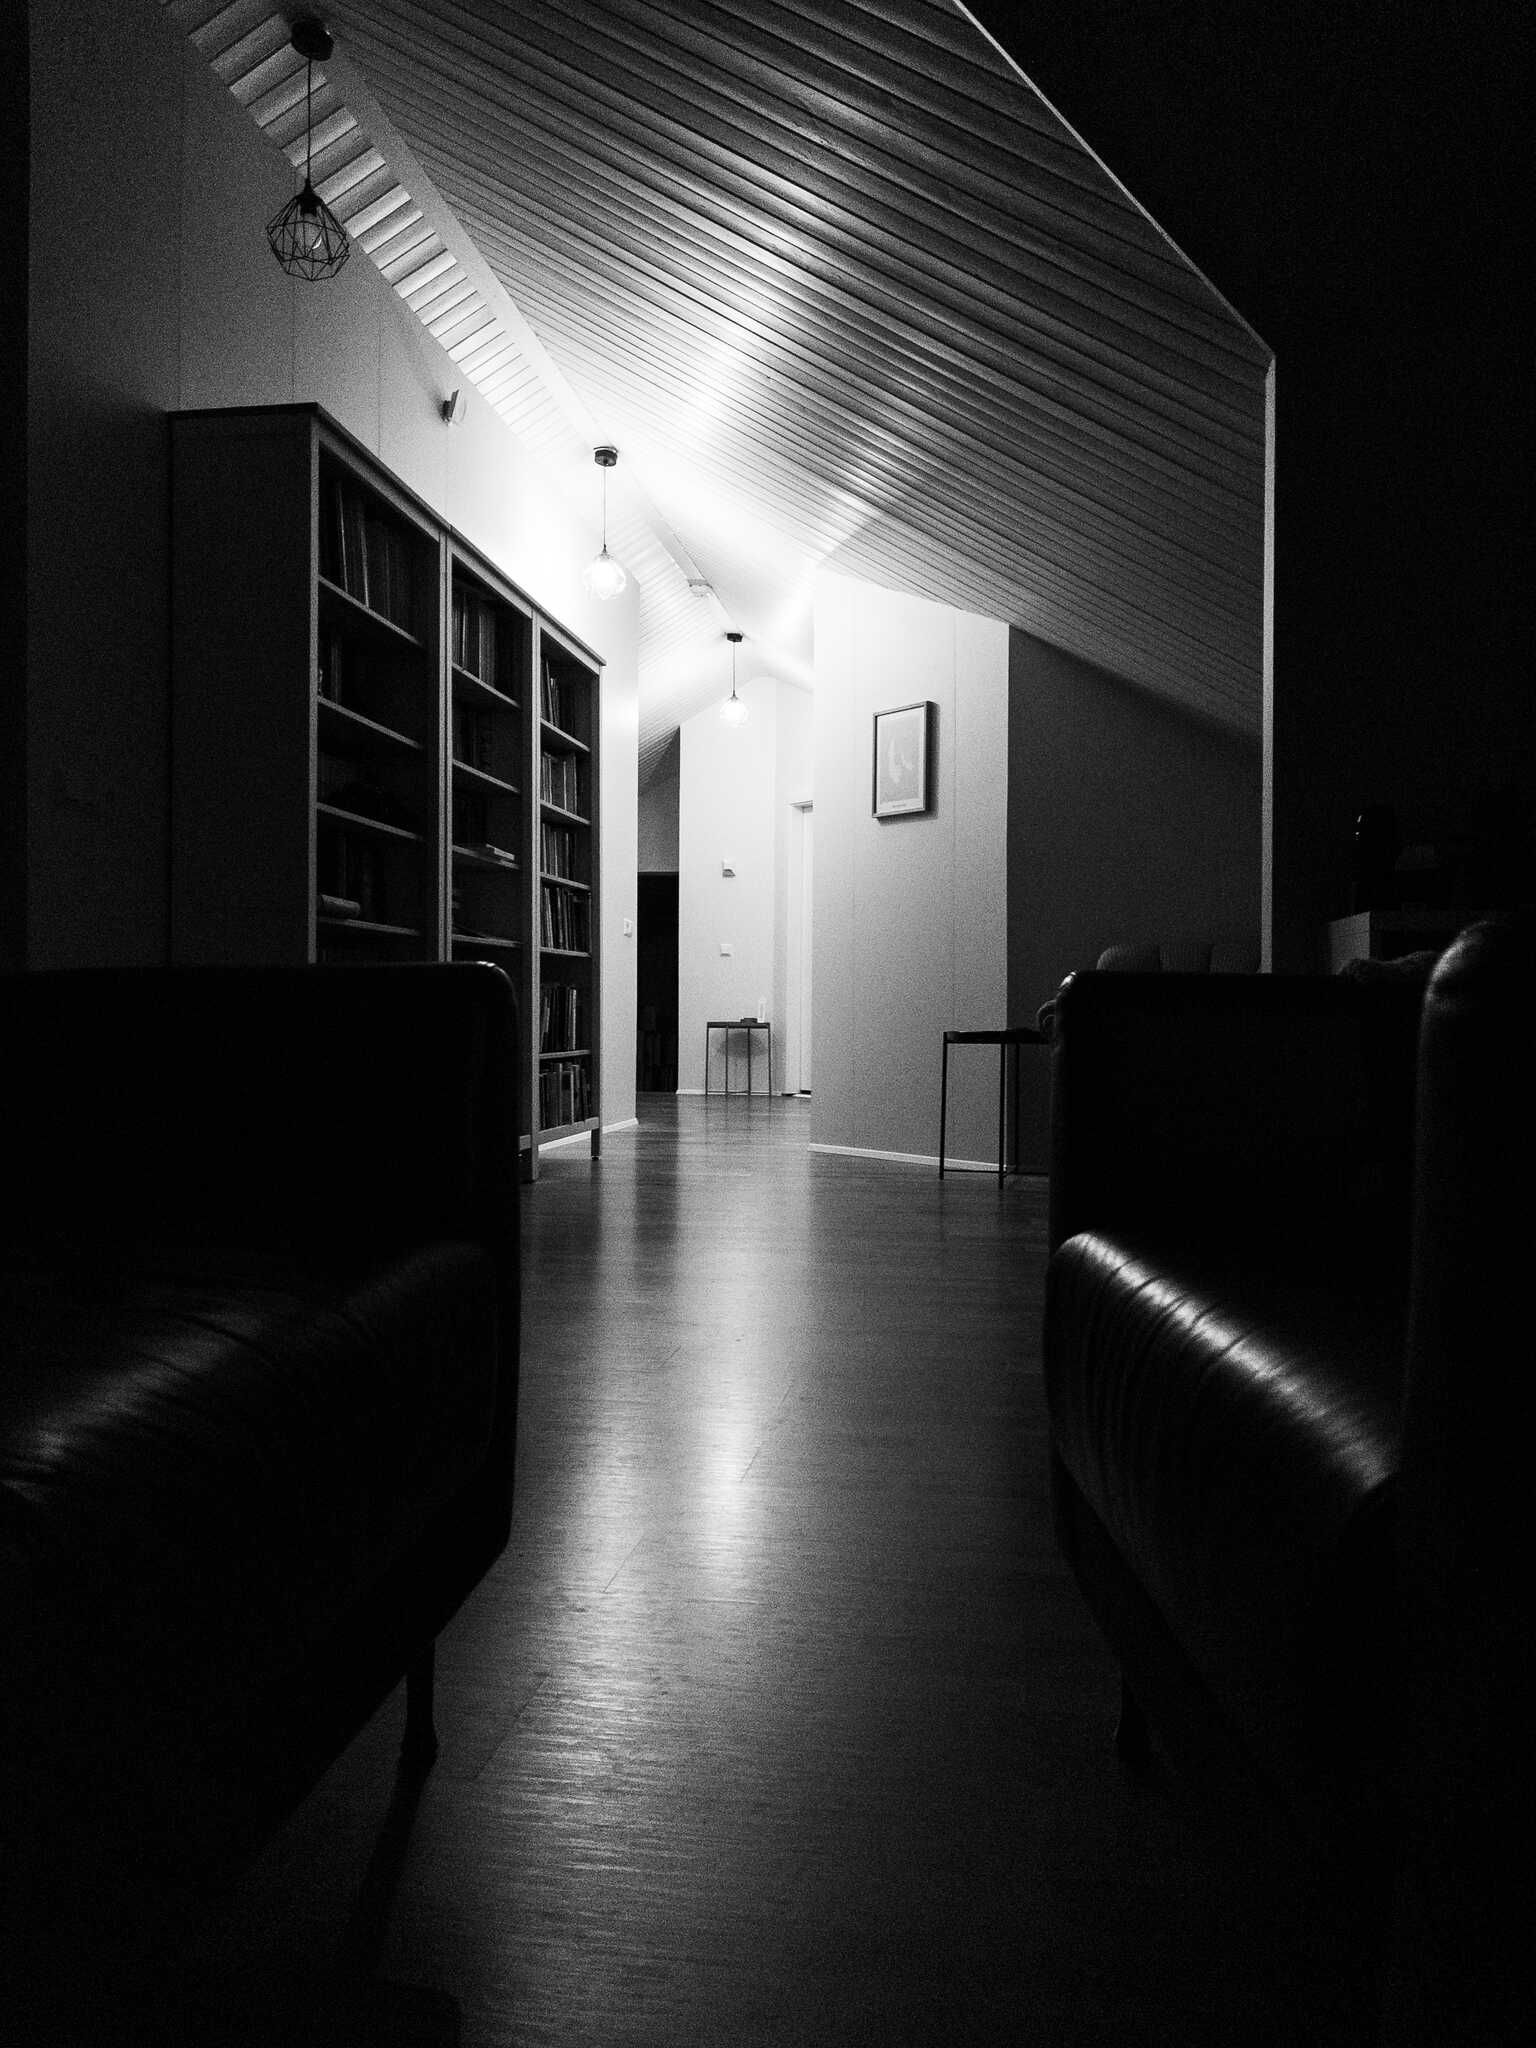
[872, 700, 934, 818]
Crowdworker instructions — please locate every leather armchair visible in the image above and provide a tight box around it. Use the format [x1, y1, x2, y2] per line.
[1, 963, 519, 1905]
[1043, 915, 1529, 2045]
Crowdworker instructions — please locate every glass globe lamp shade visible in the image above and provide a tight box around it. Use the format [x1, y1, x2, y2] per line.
[583, 546, 628, 602]
[719, 688, 750, 728]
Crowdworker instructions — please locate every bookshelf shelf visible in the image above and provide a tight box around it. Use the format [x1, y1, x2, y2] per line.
[541, 722, 590, 754]
[452, 667, 518, 712]
[318, 916, 421, 938]
[318, 575, 426, 649]
[453, 760, 520, 798]
[170, 403, 601, 1175]
[319, 700, 424, 752]
[317, 802, 424, 844]
[453, 844, 520, 871]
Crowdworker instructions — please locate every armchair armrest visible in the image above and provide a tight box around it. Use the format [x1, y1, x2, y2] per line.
[1047, 969, 1423, 1259]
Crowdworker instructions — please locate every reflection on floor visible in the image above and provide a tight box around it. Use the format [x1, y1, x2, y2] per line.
[39, 1095, 1334, 2045]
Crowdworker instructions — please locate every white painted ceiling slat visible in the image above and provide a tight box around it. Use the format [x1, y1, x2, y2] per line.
[354, 15, 1262, 460]
[475, 194, 1261, 551]
[396, 91, 1266, 507]
[476, 217, 1262, 603]
[161, 0, 1270, 751]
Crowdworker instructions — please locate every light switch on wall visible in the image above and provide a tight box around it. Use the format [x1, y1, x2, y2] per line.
[720, 942, 733, 956]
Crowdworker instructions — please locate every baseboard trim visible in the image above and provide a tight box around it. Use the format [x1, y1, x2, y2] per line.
[539, 1117, 640, 1154]
[807, 1142, 1048, 1177]
[674, 1089, 799, 1099]
[809, 1142, 981, 1170]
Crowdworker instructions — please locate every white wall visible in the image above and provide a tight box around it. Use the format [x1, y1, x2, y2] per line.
[27, 0, 638, 1126]
[812, 575, 1009, 1165]
[677, 677, 811, 1093]
[638, 734, 680, 872]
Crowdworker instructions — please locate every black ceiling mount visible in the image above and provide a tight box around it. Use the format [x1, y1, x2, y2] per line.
[289, 19, 334, 62]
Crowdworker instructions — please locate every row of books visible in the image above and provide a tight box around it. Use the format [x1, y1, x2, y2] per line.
[316, 830, 384, 921]
[539, 749, 584, 816]
[452, 703, 499, 774]
[316, 631, 424, 739]
[540, 980, 586, 1054]
[453, 588, 505, 686]
[323, 478, 417, 632]
[454, 789, 493, 847]
[317, 757, 422, 834]
[539, 658, 578, 734]
[540, 821, 580, 879]
[540, 880, 590, 952]
[539, 1058, 592, 1132]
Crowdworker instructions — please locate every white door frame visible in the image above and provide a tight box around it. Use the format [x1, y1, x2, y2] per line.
[786, 801, 813, 1093]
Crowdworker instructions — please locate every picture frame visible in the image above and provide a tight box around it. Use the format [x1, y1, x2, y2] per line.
[872, 700, 934, 818]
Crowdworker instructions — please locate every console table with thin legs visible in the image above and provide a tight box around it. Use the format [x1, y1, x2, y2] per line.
[705, 1019, 773, 1096]
[939, 1025, 1046, 1185]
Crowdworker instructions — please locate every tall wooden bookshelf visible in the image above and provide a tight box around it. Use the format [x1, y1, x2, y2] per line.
[534, 626, 602, 1160]
[448, 542, 533, 1141]
[169, 403, 602, 1178]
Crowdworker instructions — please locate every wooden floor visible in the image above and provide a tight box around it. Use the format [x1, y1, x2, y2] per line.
[42, 1096, 1327, 2045]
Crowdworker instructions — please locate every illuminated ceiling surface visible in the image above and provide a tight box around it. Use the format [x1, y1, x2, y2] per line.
[166, 0, 1271, 781]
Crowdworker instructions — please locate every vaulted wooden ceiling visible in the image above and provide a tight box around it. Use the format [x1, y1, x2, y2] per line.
[166, 0, 1271, 778]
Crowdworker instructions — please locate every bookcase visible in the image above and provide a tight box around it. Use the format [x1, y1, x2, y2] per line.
[535, 627, 602, 1155]
[169, 403, 602, 1177]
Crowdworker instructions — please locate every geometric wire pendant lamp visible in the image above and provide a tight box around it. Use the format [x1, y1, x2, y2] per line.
[582, 445, 628, 601]
[266, 20, 351, 281]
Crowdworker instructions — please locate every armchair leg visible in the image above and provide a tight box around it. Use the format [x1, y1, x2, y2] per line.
[401, 1645, 439, 1774]
[1114, 1676, 1153, 1774]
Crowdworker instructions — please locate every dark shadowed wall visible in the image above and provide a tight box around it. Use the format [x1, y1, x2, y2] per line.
[968, 0, 1530, 967]
[1006, 627, 1262, 1168]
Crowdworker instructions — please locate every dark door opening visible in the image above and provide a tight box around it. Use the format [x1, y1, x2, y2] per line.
[636, 872, 679, 1091]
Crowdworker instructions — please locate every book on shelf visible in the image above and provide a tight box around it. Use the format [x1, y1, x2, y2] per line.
[538, 1057, 592, 1131]
[539, 882, 590, 952]
[539, 980, 585, 1053]
[452, 703, 497, 773]
[318, 760, 418, 833]
[456, 788, 489, 846]
[453, 589, 501, 685]
[318, 835, 380, 920]
[539, 658, 565, 732]
[540, 820, 578, 877]
[539, 749, 583, 815]
[317, 628, 344, 703]
[325, 477, 414, 632]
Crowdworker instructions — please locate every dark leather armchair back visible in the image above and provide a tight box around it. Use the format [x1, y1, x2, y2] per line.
[1386, 912, 1532, 2047]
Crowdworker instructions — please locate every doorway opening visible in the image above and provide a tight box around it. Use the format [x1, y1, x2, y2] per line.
[636, 871, 679, 1091]
[786, 802, 813, 1094]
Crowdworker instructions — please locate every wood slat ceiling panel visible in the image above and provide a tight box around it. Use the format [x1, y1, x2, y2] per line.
[324, 0, 1268, 739]
[166, 0, 1270, 755]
